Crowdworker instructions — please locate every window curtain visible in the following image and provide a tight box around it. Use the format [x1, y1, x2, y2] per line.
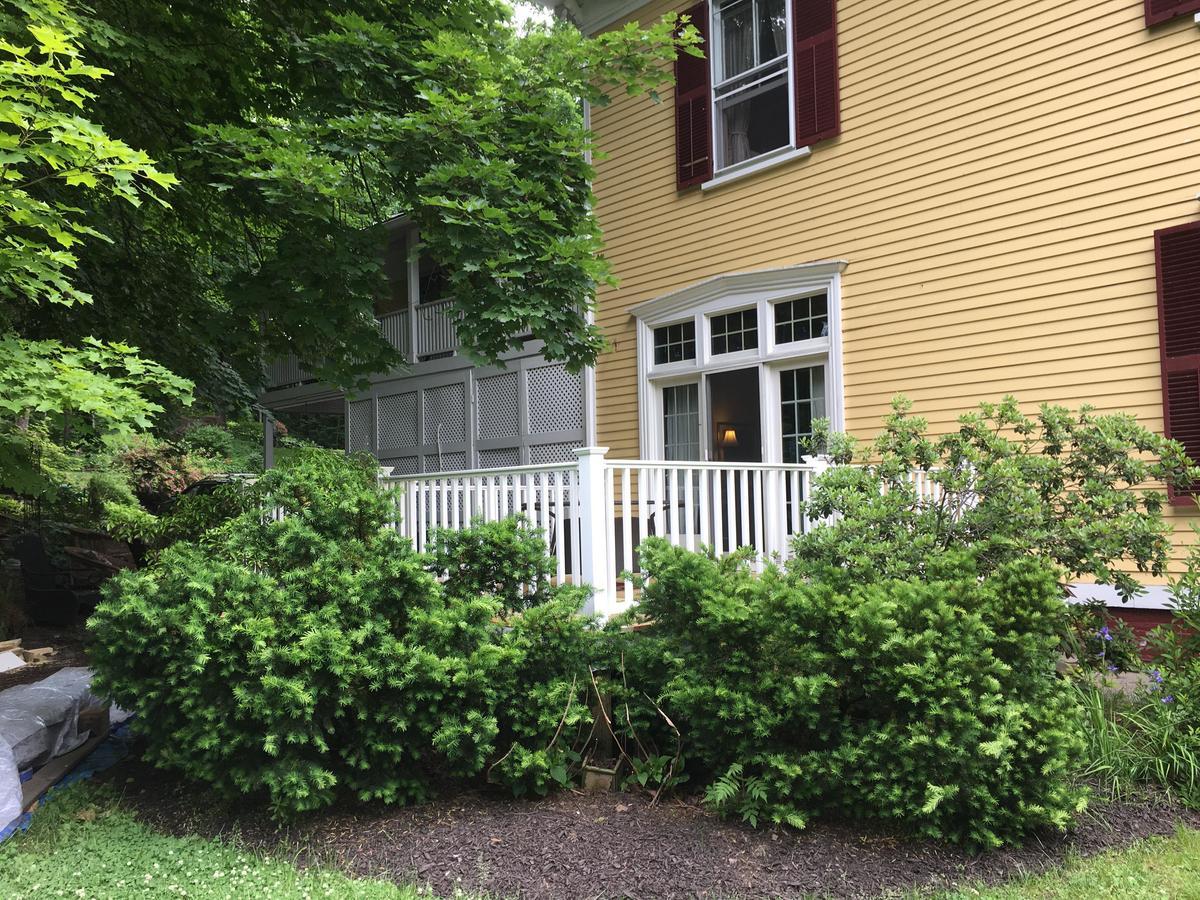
[766, 0, 786, 57]
[722, 9, 755, 165]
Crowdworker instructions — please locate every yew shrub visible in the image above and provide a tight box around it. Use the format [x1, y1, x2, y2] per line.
[88, 452, 593, 815]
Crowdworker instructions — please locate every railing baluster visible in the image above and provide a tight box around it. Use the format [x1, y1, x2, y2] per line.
[801, 470, 812, 533]
[554, 471, 566, 584]
[712, 468, 725, 555]
[537, 473, 552, 559]
[571, 469, 583, 588]
[620, 467, 633, 602]
[637, 467, 649, 568]
[683, 466, 696, 553]
[752, 469, 764, 567]
[734, 472, 744, 549]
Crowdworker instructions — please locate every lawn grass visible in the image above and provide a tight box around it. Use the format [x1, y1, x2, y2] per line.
[0, 783, 419, 899]
[936, 826, 1200, 899]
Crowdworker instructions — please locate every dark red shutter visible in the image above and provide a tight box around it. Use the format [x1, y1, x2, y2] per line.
[1145, 0, 1200, 27]
[792, 0, 840, 147]
[1155, 221, 1200, 496]
[675, 2, 712, 189]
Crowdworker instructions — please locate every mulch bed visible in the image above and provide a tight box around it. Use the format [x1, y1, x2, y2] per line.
[97, 751, 1200, 899]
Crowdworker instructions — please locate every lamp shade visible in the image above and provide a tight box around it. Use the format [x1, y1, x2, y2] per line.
[719, 425, 738, 447]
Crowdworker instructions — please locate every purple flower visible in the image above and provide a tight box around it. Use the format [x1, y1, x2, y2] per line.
[1152, 669, 1164, 684]
[1107, 664, 1119, 674]
[1099, 626, 1113, 642]
[1162, 695, 1175, 704]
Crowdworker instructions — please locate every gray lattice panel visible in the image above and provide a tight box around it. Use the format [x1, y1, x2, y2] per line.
[527, 365, 582, 434]
[528, 441, 580, 465]
[423, 451, 467, 472]
[379, 455, 420, 476]
[423, 382, 466, 444]
[377, 391, 418, 449]
[476, 372, 520, 441]
[478, 447, 522, 469]
[347, 399, 374, 450]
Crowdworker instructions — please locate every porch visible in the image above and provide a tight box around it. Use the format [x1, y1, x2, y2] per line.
[264, 299, 461, 392]
[379, 448, 841, 617]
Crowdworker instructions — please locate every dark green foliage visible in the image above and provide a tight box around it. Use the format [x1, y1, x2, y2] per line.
[429, 516, 554, 613]
[7, 1, 696, 406]
[630, 539, 1086, 848]
[797, 396, 1197, 602]
[1062, 601, 1142, 676]
[1100, 534, 1200, 805]
[88, 453, 593, 815]
[177, 424, 236, 461]
[154, 482, 256, 549]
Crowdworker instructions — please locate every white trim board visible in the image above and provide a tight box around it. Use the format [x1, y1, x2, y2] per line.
[629, 260, 849, 324]
[1067, 582, 1175, 612]
[560, 0, 649, 34]
[633, 260, 846, 461]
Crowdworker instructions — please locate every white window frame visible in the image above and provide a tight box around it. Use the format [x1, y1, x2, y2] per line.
[633, 260, 846, 463]
[709, 0, 797, 177]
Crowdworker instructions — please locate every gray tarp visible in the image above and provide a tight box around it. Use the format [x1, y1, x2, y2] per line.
[0, 667, 99, 832]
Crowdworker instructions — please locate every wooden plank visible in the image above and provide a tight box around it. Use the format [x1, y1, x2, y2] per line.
[21, 731, 106, 811]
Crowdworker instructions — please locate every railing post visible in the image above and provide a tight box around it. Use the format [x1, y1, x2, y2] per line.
[800, 454, 833, 531]
[574, 446, 611, 619]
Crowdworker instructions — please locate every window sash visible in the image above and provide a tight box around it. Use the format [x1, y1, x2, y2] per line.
[662, 383, 702, 461]
[713, 54, 787, 95]
[711, 0, 793, 173]
[653, 321, 697, 365]
[714, 0, 788, 84]
[780, 365, 826, 463]
[710, 308, 759, 355]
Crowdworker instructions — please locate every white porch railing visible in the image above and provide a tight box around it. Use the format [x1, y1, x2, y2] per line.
[379, 448, 830, 617]
[384, 460, 582, 589]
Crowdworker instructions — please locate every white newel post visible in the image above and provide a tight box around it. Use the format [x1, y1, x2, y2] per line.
[574, 446, 612, 619]
[800, 454, 833, 531]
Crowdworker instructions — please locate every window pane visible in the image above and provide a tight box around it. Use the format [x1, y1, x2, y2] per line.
[780, 365, 825, 463]
[717, 77, 790, 168]
[654, 321, 697, 366]
[711, 308, 758, 355]
[758, 0, 787, 63]
[719, 0, 755, 80]
[774, 294, 829, 345]
[663, 383, 701, 461]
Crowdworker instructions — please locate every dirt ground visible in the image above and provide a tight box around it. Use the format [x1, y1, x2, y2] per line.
[101, 753, 1200, 899]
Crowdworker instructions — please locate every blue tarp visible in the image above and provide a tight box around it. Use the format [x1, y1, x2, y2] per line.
[0, 720, 134, 843]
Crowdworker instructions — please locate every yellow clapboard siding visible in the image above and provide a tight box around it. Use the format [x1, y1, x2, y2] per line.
[587, 0, 1200, 572]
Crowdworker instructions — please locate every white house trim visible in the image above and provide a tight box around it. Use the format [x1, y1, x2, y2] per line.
[1067, 582, 1175, 611]
[701, 146, 811, 192]
[555, 0, 649, 35]
[633, 260, 847, 461]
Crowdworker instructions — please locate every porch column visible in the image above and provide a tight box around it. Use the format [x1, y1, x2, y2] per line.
[574, 446, 612, 619]
[263, 414, 275, 470]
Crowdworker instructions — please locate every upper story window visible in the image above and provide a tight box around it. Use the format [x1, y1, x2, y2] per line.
[674, 0, 841, 190]
[713, 0, 790, 171]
